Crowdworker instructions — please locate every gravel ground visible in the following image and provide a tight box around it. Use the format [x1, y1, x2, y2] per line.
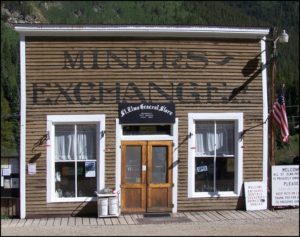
[1, 208, 299, 236]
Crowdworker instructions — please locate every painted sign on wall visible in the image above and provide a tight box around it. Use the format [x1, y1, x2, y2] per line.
[31, 81, 250, 105]
[62, 50, 234, 70]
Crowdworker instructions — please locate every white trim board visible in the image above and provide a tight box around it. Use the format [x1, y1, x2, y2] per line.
[19, 35, 26, 219]
[14, 25, 269, 39]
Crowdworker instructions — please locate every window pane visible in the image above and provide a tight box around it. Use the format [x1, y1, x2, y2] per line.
[152, 146, 167, 183]
[216, 157, 235, 191]
[125, 146, 142, 183]
[216, 122, 234, 156]
[195, 157, 214, 192]
[77, 124, 97, 160]
[77, 161, 97, 197]
[195, 121, 215, 156]
[55, 162, 75, 198]
[55, 125, 74, 161]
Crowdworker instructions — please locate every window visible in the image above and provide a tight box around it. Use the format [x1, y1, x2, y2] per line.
[122, 125, 171, 135]
[55, 124, 96, 198]
[47, 115, 105, 202]
[188, 113, 243, 198]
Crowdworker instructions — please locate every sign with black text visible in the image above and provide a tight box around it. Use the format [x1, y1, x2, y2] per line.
[244, 181, 267, 211]
[272, 165, 299, 206]
[119, 103, 175, 124]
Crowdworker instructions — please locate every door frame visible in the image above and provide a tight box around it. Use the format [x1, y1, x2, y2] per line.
[115, 118, 178, 213]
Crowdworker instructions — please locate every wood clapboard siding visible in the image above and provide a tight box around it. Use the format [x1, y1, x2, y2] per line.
[24, 37, 264, 217]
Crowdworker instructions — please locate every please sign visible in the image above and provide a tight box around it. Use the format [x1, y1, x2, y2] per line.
[272, 165, 299, 207]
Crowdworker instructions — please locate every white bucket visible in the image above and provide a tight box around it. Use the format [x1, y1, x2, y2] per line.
[98, 198, 108, 216]
[108, 197, 118, 215]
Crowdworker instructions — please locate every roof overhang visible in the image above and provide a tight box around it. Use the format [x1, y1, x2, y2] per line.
[14, 24, 270, 39]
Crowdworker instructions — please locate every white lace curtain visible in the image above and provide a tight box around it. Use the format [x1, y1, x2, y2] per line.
[77, 126, 95, 160]
[55, 125, 96, 161]
[195, 122, 234, 156]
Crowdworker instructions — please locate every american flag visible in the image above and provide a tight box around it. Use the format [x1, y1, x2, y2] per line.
[272, 89, 289, 143]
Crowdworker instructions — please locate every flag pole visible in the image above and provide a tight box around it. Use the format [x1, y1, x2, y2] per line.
[268, 28, 277, 211]
[268, 54, 275, 211]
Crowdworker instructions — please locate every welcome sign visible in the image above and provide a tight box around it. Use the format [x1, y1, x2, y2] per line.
[118, 103, 175, 124]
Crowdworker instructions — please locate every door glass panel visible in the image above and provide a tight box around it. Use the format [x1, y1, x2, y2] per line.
[152, 146, 167, 183]
[125, 146, 142, 183]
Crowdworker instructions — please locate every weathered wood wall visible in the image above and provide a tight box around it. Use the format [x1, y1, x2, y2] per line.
[25, 37, 263, 217]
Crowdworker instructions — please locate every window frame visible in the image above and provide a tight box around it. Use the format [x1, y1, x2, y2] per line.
[46, 115, 105, 203]
[188, 113, 243, 198]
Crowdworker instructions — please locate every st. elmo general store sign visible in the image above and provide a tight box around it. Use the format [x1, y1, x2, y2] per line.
[119, 103, 175, 124]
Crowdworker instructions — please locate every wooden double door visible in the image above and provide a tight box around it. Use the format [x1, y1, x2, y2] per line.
[121, 141, 173, 213]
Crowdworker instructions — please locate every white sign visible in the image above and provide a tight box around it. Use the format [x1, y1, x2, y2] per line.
[4, 179, 11, 189]
[2, 166, 11, 176]
[196, 165, 208, 173]
[272, 165, 299, 206]
[244, 181, 267, 211]
[28, 163, 36, 175]
[85, 161, 96, 177]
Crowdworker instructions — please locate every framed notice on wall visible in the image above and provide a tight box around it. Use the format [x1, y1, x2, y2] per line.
[28, 163, 36, 175]
[244, 181, 267, 211]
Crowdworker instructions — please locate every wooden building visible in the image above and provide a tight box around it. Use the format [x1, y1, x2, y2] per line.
[14, 25, 270, 218]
